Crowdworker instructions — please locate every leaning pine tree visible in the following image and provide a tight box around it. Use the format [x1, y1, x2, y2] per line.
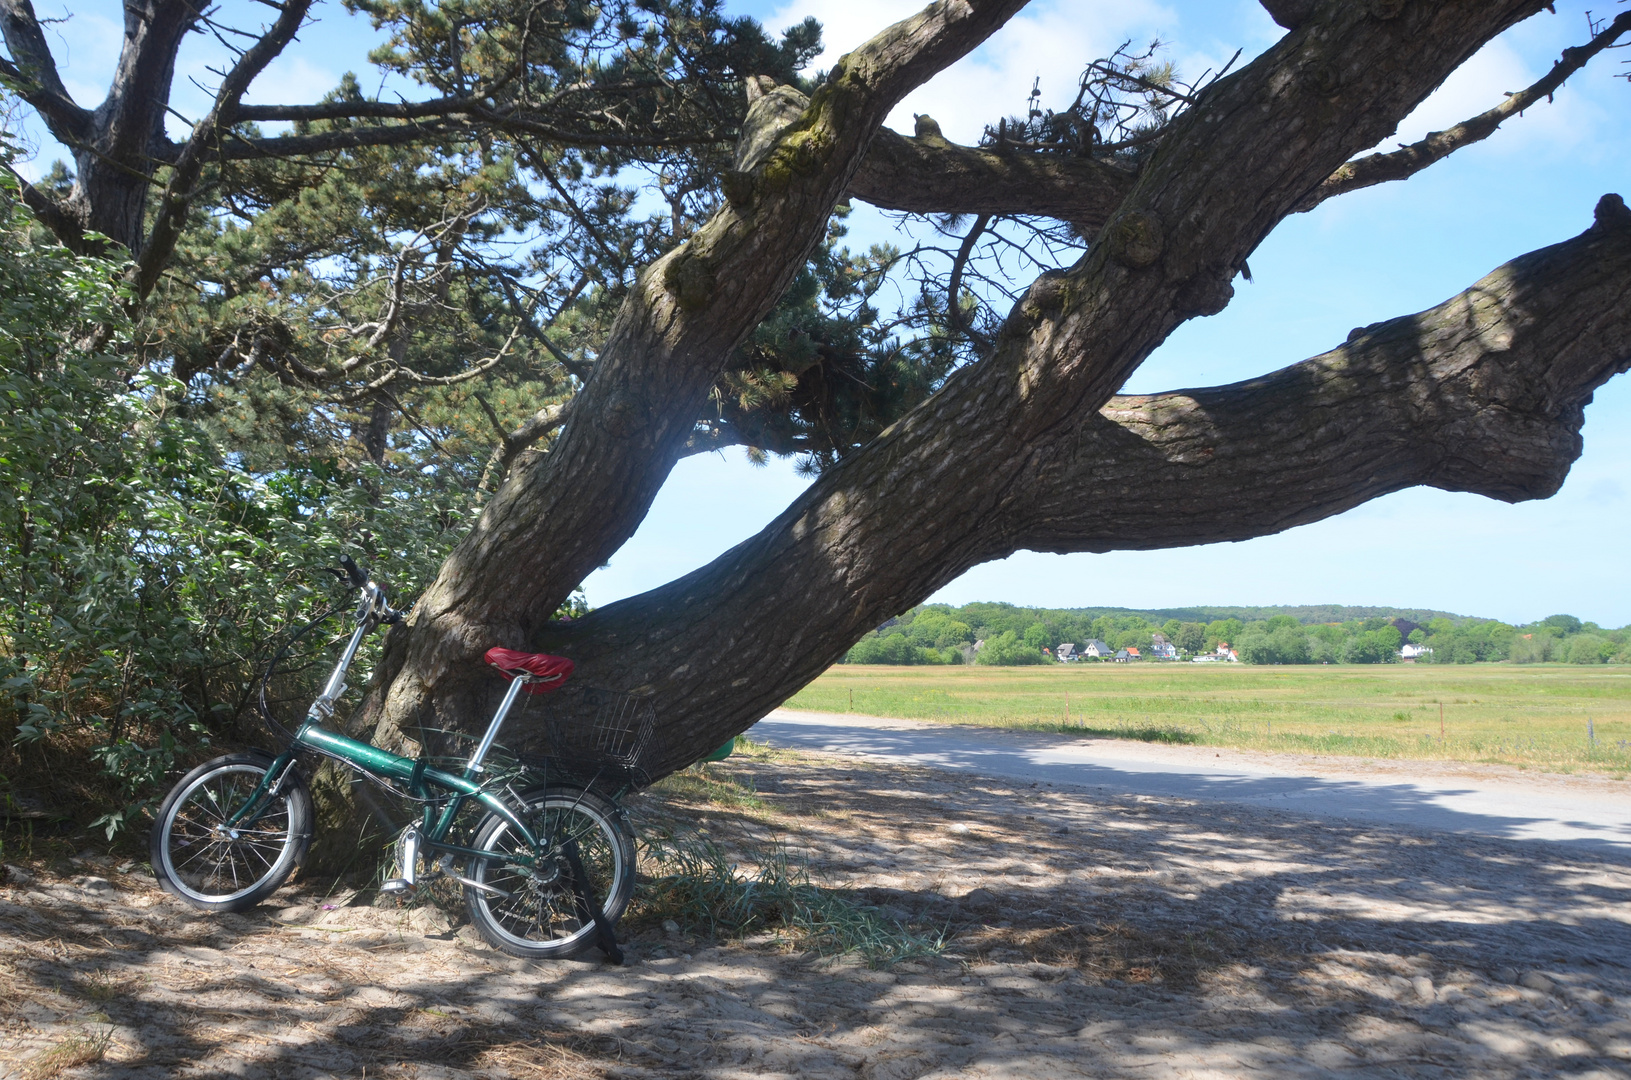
[369, 0, 1631, 771]
[3, 0, 1629, 853]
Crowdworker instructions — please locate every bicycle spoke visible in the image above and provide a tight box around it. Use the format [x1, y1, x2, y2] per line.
[162, 763, 300, 903]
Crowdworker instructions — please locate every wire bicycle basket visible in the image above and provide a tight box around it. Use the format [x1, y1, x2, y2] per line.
[520, 686, 663, 793]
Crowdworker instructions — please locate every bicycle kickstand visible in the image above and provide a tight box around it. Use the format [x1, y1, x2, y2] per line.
[561, 837, 624, 965]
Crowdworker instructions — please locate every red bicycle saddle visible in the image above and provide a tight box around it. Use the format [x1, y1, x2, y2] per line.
[484, 647, 574, 694]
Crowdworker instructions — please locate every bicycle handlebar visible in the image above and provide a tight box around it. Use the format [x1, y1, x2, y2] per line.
[339, 554, 368, 589]
[337, 555, 405, 624]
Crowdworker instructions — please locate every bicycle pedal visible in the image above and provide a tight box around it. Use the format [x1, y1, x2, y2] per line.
[380, 878, 414, 894]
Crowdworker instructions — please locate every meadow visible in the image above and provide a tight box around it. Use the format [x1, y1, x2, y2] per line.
[782, 663, 1631, 775]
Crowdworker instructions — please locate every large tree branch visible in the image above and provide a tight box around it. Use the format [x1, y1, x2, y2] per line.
[28, 0, 209, 252]
[0, 159, 77, 241]
[1017, 195, 1631, 552]
[205, 120, 466, 163]
[546, 196, 1631, 774]
[366, 0, 1565, 767]
[372, 0, 1033, 736]
[199, 113, 720, 164]
[1298, 9, 1631, 213]
[233, 94, 487, 124]
[847, 125, 1136, 226]
[510, 0, 1568, 769]
[96, 0, 205, 166]
[0, 0, 89, 140]
[133, 0, 313, 297]
[222, 83, 1144, 231]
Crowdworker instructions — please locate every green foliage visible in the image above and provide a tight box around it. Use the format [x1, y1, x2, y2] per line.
[844, 634, 947, 665]
[1174, 622, 1206, 653]
[1235, 623, 1311, 665]
[974, 630, 1044, 666]
[1424, 619, 1515, 664]
[1205, 619, 1244, 649]
[709, 212, 959, 474]
[1343, 626, 1402, 664]
[0, 169, 472, 835]
[1542, 614, 1583, 635]
[1565, 634, 1613, 665]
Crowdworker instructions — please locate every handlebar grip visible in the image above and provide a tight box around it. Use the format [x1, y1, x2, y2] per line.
[338, 554, 368, 588]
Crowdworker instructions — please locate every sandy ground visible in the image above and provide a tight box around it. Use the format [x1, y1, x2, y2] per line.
[3, 747, 1631, 1079]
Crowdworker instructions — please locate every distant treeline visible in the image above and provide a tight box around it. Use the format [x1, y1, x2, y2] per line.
[841, 603, 1631, 666]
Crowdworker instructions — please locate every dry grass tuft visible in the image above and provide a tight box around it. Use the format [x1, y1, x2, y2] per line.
[18, 1027, 114, 1079]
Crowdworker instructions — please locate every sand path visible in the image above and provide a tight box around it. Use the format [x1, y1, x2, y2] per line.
[3, 747, 1629, 1079]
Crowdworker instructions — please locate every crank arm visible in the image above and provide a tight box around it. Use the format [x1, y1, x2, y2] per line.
[451, 872, 511, 898]
[436, 854, 512, 898]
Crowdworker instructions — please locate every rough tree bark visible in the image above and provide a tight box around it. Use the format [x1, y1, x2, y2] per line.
[353, 0, 1592, 773]
[487, 194, 1631, 773]
[0, 0, 204, 254]
[360, 0, 1036, 749]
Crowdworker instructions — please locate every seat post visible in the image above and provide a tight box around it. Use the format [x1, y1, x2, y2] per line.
[467, 674, 530, 778]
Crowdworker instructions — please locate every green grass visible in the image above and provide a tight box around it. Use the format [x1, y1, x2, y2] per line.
[784, 663, 1631, 775]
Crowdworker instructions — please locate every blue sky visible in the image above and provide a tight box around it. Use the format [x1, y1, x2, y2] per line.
[13, 1, 1631, 625]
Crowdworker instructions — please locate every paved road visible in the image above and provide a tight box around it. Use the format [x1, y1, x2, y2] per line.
[750, 708, 1631, 851]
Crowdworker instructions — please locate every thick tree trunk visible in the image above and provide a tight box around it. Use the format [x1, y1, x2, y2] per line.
[358, 0, 1035, 755]
[33, 0, 201, 253]
[355, 0, 1555, 767]
[494, 198, 1631, 773]
[2, 0, 305, 267]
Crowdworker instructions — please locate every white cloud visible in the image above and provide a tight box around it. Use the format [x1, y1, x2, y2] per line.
[43, 6, 123, 112]
[242, 55, 344, 108]
[1379, 34, 1606, 158]
[763, 0, 1179, 142]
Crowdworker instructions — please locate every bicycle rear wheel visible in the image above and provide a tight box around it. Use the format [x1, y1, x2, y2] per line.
[150, 751, 312, 912]
[464, 786, 634, 960]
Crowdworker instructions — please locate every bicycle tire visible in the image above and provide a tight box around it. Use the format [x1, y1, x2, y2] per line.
[150, 751, 313, 912]
[464, 786, 635, 960]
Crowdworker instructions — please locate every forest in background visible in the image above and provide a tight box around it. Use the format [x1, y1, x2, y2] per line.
[843, 603, 1631, 667]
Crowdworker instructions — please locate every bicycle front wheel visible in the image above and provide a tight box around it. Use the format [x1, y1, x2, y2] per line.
[464, 787, 635, 960]
[150, 751, 312, 912]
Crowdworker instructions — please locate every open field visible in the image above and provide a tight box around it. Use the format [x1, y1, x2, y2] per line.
[784, 663, 1631, 775]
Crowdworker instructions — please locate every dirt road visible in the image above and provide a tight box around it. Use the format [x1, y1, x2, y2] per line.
[755, 708, 1631, 849]
[3, 746, 1629, 1079]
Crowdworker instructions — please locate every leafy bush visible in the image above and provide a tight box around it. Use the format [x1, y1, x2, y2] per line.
[0, 167, 470, 836]
[974, 630, 1044, 666]
[1565, 634, 1611, 664]
[1235, 624, 1312, 665]
[844, 633, 947, 664]
[1343, 626, 1402, 664]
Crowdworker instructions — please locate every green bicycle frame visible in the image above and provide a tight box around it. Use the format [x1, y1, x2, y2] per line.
[229, 595, 549, 868]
